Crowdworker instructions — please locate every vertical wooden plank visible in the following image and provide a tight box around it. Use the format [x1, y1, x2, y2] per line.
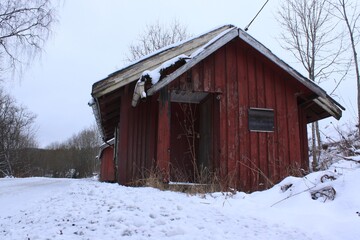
[139, 104, 145, 179]
[110, 147, 116, 182]
[212, 94, 221, 176]
[286, 83, 302, 174]
[237, 41, 250, 191]
[146, 96, 158, 172]
[100, 155, 105, 181]
[264, 67, 277, 186]
[298, 107, 309, 172]
[138, 104, 146, 181]
[157, 87, 171, 182]
[178, 73, 187, 91]
[247, 49, 259, 190]
[214, 48, 225, 93]
[275, 75, 289, 181]
[256, 60, 268, 190]
[192, 62, 204, 91]
[127, 97, 135, 184]
[198, 61, 204, 91]
[130, 104, 137, 183]
[104, 147, 115, 182]
[141, 103, 148, 179]
[199, 96, 213, 172]
[106, 147, 115, 182]
[225, 41, 239, 189]
[118, 88, 130, 185]
[203, 55, 214, 92]
[214, 46, 228, 188]
[144, 101, 151, 174]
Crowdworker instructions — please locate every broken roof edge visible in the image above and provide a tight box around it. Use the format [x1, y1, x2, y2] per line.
[92, 24, 236, 98]
[147, 27, 239, 95]
[108, 24, 235, 78]
[146, 27, 344, 120]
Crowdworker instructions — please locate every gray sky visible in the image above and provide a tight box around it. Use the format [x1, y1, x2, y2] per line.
[4, 0, 357, 147]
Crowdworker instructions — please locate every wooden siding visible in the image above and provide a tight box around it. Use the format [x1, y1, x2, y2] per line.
[99, 146, 115, 182]
[117, 83, 158, 185]
[115, 38, 310, 192]
[168, 38, 307, 192]
[157, 87, 171, 182]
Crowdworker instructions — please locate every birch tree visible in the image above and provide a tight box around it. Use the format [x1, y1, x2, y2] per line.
[277, 0, 344, 170]
[330, 0, 360, 133]
[0, 0, 57, 76]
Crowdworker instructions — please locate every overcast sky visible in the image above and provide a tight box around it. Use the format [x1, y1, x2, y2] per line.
[3, 0, 357, 147]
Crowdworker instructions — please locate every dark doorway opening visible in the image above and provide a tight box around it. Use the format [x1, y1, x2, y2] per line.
[169, 92, 215, 183]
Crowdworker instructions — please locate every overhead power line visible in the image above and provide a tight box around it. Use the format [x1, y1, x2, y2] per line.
[244, 0, 270, 31]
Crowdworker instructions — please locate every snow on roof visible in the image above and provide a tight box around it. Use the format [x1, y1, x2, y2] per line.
[134, 27, 235, 90]
[139, 54, 190, 85]
[108, 25, 235, 79]
[131, 54, 191, 107]
[91, 25, 235, 98]
[130, 27, 238, 107]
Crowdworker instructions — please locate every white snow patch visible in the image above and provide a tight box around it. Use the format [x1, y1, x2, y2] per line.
[1, 161, 359, 240]
[139, 54, 190, 85]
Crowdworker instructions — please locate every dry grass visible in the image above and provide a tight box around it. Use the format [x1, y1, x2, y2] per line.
[133, 167, 222, 194]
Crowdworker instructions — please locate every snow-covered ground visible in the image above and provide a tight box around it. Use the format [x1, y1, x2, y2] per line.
[1, 160, 359, 240]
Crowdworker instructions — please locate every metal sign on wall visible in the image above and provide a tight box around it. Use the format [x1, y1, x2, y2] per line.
[248, 108, 275, 132]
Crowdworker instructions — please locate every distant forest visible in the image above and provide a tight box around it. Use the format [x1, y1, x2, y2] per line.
[12, 146, 99, 178]
[1, 124, 101, 178]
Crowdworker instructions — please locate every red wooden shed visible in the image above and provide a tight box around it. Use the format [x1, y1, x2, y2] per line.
[90, 25, 343, 192]
[98, 139, 116, 182]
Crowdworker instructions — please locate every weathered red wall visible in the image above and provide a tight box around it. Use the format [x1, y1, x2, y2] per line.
[170, 38, 310, 191]
[100, 146, 115, 182]
[116, 38, 311, 191]
[117, 84, 158, 185]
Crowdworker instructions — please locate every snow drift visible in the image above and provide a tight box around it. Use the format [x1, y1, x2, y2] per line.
[0, 160, 359, 240]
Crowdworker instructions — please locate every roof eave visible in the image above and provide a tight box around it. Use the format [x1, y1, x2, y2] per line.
[237, 28, 344, 120]
[314, 97, 342, 120]
[237, 29, 328, 99]
[89, 97, 106, 140]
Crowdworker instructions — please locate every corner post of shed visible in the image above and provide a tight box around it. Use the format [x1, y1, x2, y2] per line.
[156, 86, 171, 182]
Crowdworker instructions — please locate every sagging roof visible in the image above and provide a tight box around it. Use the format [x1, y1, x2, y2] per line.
[91, 24, 344, 140]
[92, 25, 235, 98]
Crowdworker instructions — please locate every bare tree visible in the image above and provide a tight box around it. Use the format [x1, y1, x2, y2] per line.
[64, 124, 102, 150]
[0, 0, 57, 76]
[277, 0, 345, 170]
[45, 124, 102, 178]
[330, 0, 360, 133]
[0, 87, 37, 177]
[126, 20, 192, 62]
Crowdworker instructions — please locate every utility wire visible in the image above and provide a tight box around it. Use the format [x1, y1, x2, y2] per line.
[244, 0, 270, 31]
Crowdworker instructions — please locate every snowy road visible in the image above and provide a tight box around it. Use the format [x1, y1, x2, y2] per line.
[0, 161, 359, 240]
[0, 178, 72, 217]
